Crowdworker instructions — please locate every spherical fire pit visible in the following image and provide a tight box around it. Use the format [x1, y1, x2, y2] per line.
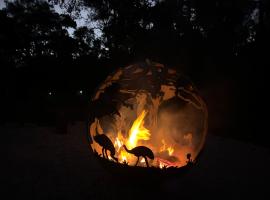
[87, 60, 207, 177]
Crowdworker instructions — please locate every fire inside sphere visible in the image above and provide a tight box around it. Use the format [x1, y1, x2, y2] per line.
[88, 61, 208, 169]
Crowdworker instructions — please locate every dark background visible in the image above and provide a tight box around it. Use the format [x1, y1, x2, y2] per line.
[1, 0, 270, 199]
[1, 0, 269, 147]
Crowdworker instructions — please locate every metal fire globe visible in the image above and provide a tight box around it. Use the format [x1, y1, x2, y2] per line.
[87, 60, 207, 171]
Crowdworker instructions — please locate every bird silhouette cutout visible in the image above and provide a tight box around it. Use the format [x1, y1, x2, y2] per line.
[186, 153, 193, 166]
[93, 126, 118, 162]
[123, 145, 154, 167]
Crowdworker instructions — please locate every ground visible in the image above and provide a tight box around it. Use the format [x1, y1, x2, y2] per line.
[3, 122, 270, 199]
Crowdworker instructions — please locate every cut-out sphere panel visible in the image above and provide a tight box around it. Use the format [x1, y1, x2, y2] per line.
[88, 61, 207, 169]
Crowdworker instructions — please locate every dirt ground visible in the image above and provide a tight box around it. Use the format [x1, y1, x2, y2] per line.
[3, 122, 270, 199]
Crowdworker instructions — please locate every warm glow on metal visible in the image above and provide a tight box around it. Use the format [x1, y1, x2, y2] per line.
[89, 62, 208, 169]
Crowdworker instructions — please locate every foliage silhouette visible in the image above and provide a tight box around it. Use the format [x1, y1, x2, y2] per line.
[1, 0, 270, 147]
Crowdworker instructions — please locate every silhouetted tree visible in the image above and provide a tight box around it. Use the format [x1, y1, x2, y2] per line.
[0, 0, 99, 123]
[54, 0, 269, 66]
[1, 0, 269, 146]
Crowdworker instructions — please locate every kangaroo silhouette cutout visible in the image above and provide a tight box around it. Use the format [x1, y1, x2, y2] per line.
[123, 145, 154, 167]
[93, 126, 118, 162]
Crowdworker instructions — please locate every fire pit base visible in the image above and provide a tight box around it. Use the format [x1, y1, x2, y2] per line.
[94, 153, 194, 183]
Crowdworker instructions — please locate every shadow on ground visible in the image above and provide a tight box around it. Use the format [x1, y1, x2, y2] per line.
[3, 122, 270, 199]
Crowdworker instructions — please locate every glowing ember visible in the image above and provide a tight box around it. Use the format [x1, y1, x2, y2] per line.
[108, 155, 113, 161]
[157, 157, 177, 168]
[159, 162, 166, 169]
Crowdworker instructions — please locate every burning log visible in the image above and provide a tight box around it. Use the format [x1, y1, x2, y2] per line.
[156, 157, 178, 168]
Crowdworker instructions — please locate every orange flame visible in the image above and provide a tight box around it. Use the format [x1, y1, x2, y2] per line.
[114, 110, 151, 164]
[127, 110, 150, 149]
[160, 139, 174, 156]
[167, 147, 174, 156]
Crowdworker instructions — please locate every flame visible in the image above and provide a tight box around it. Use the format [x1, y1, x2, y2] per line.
[160, 139, 166, 152]
[160, 139, 174, 156]
[114, 110, 151, 165]
[159, 162, 166, 169]
[114, 135, 123, 151]
[167, 147, 174, 156]
[122, 155, 127, 163]
[127, 110, 150, 149]
[100, 110, 181, 168]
